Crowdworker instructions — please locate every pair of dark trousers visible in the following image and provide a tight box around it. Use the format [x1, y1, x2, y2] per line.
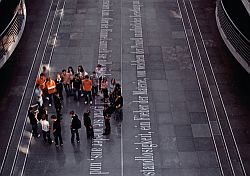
[102, 88, 109, 99]
[85, 127, 94, 139]
[58, 89, 63, 100]
[64, 84, 71, 96]
[92, 86, 98, 96]
[104, 119, 111, 134]
[31, 124, 39, 137]
[115, 108, 123, 122]
[42, 130, 52, 144]
[53, 132, 63, 145]
[47, 93, 53, 105]
[84, 91, 92, 103]
[71, 128, 80, 142]
[98, 77, 102, 91]
[73, 88, 81, 100]
[56, 108, 62, 120]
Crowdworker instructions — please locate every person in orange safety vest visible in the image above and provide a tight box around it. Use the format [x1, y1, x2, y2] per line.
[46, 77, 56, 106]
[36, 73, 46, 91]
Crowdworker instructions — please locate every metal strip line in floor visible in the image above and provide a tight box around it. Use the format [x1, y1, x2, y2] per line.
[0, 0, 56, 174]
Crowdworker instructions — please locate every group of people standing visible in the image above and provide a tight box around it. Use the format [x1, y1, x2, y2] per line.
[28, 64, 123, 147]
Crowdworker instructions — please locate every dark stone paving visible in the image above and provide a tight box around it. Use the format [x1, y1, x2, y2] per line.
[0, 0, 249, 175]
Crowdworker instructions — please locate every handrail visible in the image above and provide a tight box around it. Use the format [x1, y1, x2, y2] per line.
[0, 0, 22, 37]
[220, 0, 250, 43]
[0, 0, 25, 60]
[217, 0, 250, 65]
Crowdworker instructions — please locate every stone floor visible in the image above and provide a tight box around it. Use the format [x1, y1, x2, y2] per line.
[0, 0, 249, 175]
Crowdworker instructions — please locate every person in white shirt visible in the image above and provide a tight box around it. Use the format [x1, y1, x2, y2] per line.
[40, 114, 52, 144]
[95, 64, 104, 91]
[35, 84, 43, 107]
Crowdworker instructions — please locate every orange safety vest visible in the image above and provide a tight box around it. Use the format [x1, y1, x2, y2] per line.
[46, 80, 56, 94]
[36, 77, 46, 90]
[82, 79, 92, 91]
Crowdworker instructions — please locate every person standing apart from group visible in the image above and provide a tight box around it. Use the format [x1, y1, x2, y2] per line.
[70, 111, 80, 143]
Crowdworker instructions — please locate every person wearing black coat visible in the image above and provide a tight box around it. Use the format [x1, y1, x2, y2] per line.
[55, 73, 64, 100]
[53, 93, 62, 120]
[72, 74, 82, 101]
[28, 107, 40, 138]
[103, 104, 115, 135]
[83, 111, 94, 139]
[113, 92, 123, 121]
[70, 111, 80, 143]
[51, 115, 63, 147]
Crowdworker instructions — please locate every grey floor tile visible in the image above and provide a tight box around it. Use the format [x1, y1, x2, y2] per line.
[197, 151, 219, 168]
[157, 112, 173, 124]
[160, 136, 178, 152]
[161, 168, 182, 176]
[194, 137, 215, 151]
[175, 125, 193, 137]
[151, 80, 168, 90]
[159, 124, 176, 137]
[179, 152, 199, 168]
[191, 124, 211, 137]
[172, 111, 191, 124]
[161, 152, 180, 168]
[176, 137, 195, 152]
[190, 112, 208, 124]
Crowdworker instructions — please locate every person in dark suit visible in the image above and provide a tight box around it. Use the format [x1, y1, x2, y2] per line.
[55, 73, 64, 100]
[53, 92, 62, 120]
[113, 92, 123, 121]
[51, 115, 63, 147]
[103, 104, 115, 135]
[70, 111, 80, 143]
[83, 111, 94, 139]
[28, 107, 40, 138]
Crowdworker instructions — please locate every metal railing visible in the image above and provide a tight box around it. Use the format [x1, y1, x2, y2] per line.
[0, 0, 25, 60]
[217, 0, 250, 64]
